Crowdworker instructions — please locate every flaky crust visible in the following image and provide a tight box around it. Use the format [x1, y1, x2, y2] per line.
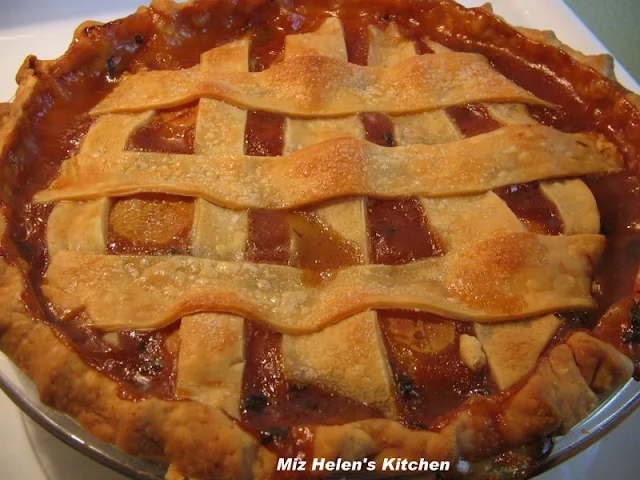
[41, 234, 606, 332]
[2, 246, 631, 478]
[0, 1, 638, 479]
[0, 245, 633, 478]
[33, 127, 621, 208]
[0, 239, 278, 480]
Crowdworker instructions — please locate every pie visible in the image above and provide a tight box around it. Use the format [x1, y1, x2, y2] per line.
[1, 0, 639, 479]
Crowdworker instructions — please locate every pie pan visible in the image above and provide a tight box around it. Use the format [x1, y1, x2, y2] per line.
[0, 366, 638, 478]
[1, 0, 640, 479]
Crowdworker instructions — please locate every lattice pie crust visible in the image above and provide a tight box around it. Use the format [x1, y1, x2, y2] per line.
[0, 1, 638, 479]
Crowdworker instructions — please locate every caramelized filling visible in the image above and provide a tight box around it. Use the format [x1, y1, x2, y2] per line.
[586, 174, 640, 308]
[125, 102, 197, 154]
[446, 103, 502, 137]
[248, 17, 286, 73]
[380, 311, 494, 428]
[108, 194, 194, 255]
[241, 321, 381, 429]
[244, 21, 290, 267]
[257, 427, 315, 480]
[247, 210, 291, 264]
[242, 208, 382, 430]
[289, 212, 362, 270]
[548, 174, 640, 373]
[368, 194, 488, 425]
[368, 197, 443, 264]
[360, 112, 397, 147]
[244, 110, 285, 156]
[494, 182, 564, 235]
[2, 0, 640, 452]
[242, 320, 288, 408]
[527, 105, 592, 134]
[7, 78, 103, 289]
[244, 14, 286, 157]
[586, 174, 640, 371]
[463, 439, 554, 478]
[54, 317, 178, 400]
[12, 203, 53, 287]
[343, 23, 369, 66]
[414, 37, 435, 54]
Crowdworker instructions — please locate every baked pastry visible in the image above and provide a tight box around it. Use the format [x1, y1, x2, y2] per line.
[1, 0, 639, 479]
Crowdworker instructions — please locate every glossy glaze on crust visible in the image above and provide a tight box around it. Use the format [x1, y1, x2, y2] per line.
[0, 1, 639, 479]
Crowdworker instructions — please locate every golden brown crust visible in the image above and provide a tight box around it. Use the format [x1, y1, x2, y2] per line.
[9, 244, 625, 480]
[480, 2, 614, 78]
[91, 52, 550, 116]
[566, 331, 635, 394]
[33, 126, 622, 208]
[475, 315, 563, 390]
[0, 246, 277, 479]
[41, 234, 605, 332]
[0, 71, 38, 165]
[0, 104, 11, 126]
[282, 311, 398, 418]
[517, 27, 615, 78]
[0, 1, 639, 479]
[311, 332, 632, 473]
[177, 313, 245, 418]
[481, 0, 640, 124]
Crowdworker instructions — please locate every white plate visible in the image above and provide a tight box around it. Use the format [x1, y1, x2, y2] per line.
[0, 1, 639, 479]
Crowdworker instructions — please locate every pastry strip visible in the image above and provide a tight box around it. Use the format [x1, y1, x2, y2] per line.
[191, 39, 250, 260]
[177, 313, 245, 417]
[179, 38, 250, 416]
[281, 20, 396, 416]
[283, 117, 364, 155]
[195, 100, 246, 155]
[367, 24, 416, 67]
[282, 19, 364, 155]
[43, 233, 604, 332]
[47, 199, 111, 257]
[475, 315, 563, 390]
[195, 38, 249, 155]
[283, 19, 368, 260]
[369, 26, 463, 146]
[82, 112, 155, 153]
[420, 192, 526, 252]
[91, 53, 549, 116]
[34, 125, 621, 208]
[540, 179, 600, 235]
[285, 17, 348, 60]
[282, 311, 398, 419]
[190, 201, 247, 261]
[485, 103, 538, 125]
[46, 112, 153, 256]
[422, 192, 568, 389]
[393, 110, 462, 145]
